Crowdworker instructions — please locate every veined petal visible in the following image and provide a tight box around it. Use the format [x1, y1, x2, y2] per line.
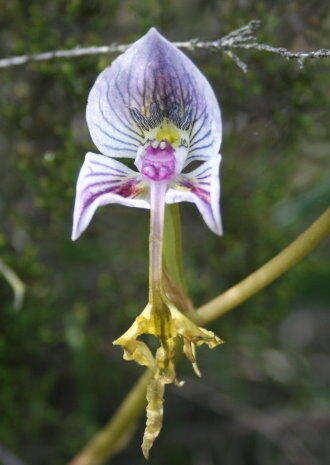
[86, 28, 221, 164]
[166, 156, 222, 235]
[72, 153, 149, 241]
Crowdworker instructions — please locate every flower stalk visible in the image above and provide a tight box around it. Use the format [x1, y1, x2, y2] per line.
[68, 208, 330, 465]
[114, 189, 222, 457]
[148, 181, 167, 303]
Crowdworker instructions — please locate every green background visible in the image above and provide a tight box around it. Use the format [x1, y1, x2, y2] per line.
[0, 1, 329, 464]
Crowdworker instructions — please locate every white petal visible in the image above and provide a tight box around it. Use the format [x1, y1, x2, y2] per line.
[86, 28, 221, 165]
[166, 156, 222, 235]
[72, 153, 149, 241]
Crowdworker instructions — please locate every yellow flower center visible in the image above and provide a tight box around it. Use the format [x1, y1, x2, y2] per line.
[155, 120, 181, 146]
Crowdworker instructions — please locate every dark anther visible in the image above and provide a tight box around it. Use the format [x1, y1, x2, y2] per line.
[130, 101, 192, 132]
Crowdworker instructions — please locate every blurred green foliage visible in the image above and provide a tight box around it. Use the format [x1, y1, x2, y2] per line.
[0, 1, 329, 464]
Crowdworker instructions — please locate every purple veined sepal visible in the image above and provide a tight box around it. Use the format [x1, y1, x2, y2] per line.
[166, 155, 223, 235]
[73, 27, 223, 240]
[71, 152, 149, 241]
[86, 27, 222, 165]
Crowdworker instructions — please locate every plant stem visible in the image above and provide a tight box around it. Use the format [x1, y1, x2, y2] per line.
[163, 205, 187, 294]
[163, 205, 194, 314]
[0, 258, 26, 310]
[68, 205, 186, 465]
[148, 181, 167, 305]
[196, 208, 330, 324]
[67, 207, 330, 465]
[67, 371, 153, 465]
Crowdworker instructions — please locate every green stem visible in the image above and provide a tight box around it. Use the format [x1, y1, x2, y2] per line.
[67, 208, 330, 465]
[163, 204, 187, 293]
[162, 205, 194, 314]
[196, 208, 330, 324]
[67, 206, 189, 465]
[0, 257, 26, 310]
[67, 371, 153, 465]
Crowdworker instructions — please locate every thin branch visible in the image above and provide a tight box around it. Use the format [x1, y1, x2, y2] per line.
[67, 371, 153, 465]
[0, 44, 130, 68]
[196, 208, 330, 324]
[0, 258, 26, 310]
[224, 50, 248, 73]
[67, 208, 330, 465]
[0, 20, 329, 70]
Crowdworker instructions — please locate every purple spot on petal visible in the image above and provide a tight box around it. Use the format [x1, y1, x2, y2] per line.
[83, 179, 142, 210]
[182, 181, 211, 204]
[115, 179, 141, 197]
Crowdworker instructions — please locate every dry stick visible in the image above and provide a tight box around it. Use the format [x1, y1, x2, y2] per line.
[67, 208, 330, 465]
[0, 20, 329, 71]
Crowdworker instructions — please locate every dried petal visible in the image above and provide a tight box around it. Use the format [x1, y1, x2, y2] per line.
[114, 290, 223, 458]
[142, 377, 165, 459]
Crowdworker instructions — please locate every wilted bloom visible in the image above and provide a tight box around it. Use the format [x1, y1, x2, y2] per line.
[72, 27, 223, 457]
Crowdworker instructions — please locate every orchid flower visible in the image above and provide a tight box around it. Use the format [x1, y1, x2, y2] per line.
[72, 27, 223, 457]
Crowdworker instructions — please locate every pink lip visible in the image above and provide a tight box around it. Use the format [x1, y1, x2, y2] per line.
[141, 140, 176, 181]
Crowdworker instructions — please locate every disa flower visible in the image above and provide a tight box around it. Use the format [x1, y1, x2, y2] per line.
[72, 28, 223, 458]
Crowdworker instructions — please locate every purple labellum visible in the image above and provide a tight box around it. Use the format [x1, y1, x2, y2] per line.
[141, 140, 176, 181]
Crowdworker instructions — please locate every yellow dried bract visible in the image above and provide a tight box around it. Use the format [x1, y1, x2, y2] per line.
[141, 377, 165, 459]
[113, 292, 223, 458]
